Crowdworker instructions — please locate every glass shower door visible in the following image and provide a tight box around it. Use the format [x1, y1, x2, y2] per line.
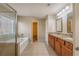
[0, 4, 17, 56]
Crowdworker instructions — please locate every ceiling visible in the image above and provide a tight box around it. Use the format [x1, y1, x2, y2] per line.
[8, 3, 68, 18]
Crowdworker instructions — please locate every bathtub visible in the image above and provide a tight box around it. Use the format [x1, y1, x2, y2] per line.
[0, 39, 15, 56]
[0, 37, 29, 55]
[17, 37, 29, 55]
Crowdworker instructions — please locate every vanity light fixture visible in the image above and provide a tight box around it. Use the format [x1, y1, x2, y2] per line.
[62, 8, 65, 13]
[57, 13, 60, 16]
[65, 6, 69, 10]
[57, 6, 70, 17]
[57, 11, 62, 16]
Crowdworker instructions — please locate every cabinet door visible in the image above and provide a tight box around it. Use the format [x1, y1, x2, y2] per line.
[48, 36, 50, 45]
[48, 35, 52, 46]
[59, 39, 64, 45]
[48, 35, 54, 48]
[65, 41, 73, 50]
[62, 45, 73, 56]
[55, 38, 61, 55]
[51, 36, 55, 49]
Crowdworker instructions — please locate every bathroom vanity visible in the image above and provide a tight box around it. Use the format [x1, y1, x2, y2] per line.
[48, 33, 73, 56]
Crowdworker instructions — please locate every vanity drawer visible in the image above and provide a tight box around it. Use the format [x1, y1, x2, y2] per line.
[59, 39, 64, 45]
[65, 41, 73, 50]
[49, 35, 52, 39]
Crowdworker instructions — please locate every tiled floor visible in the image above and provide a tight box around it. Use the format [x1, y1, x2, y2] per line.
[21, 41, 57, 56]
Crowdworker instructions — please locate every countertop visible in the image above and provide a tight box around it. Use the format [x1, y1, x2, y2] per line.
[49, 33, 73, 43]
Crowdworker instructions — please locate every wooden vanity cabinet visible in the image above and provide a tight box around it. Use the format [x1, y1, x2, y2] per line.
[55, 38, 65, 56]
[62, 41, 73, 56]
[59, 39, 64, 45]
[65, 41, 73, 50]
[48, 34, 73, 56]
[62, 44, 73, 56]
[55, 38, 61, 55]
[48, 35, 55, 50]
[48, 35, 52, 47]
[51, 36, 55, 49]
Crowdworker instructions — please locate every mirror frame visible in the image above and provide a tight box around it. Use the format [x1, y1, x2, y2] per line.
[56, 18, 63, 32]
[67, 13, 73, 33]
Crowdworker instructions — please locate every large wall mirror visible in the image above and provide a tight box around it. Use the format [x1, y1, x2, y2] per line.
[67, 13, 73, 33]
[56, 18, 62, 32]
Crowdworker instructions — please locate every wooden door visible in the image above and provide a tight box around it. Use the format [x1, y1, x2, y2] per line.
[32, 22, 38, 42]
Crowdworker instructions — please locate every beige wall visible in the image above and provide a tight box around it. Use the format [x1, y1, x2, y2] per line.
[39, 19, 45, 41]
[73, 4, 79, 56]
[45, 15, 56, 44]
[47, 15, 56, 32]
[17, 16, 45, 41]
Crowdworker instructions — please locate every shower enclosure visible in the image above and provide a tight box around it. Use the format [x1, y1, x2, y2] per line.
[0, 4, 17, 56]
